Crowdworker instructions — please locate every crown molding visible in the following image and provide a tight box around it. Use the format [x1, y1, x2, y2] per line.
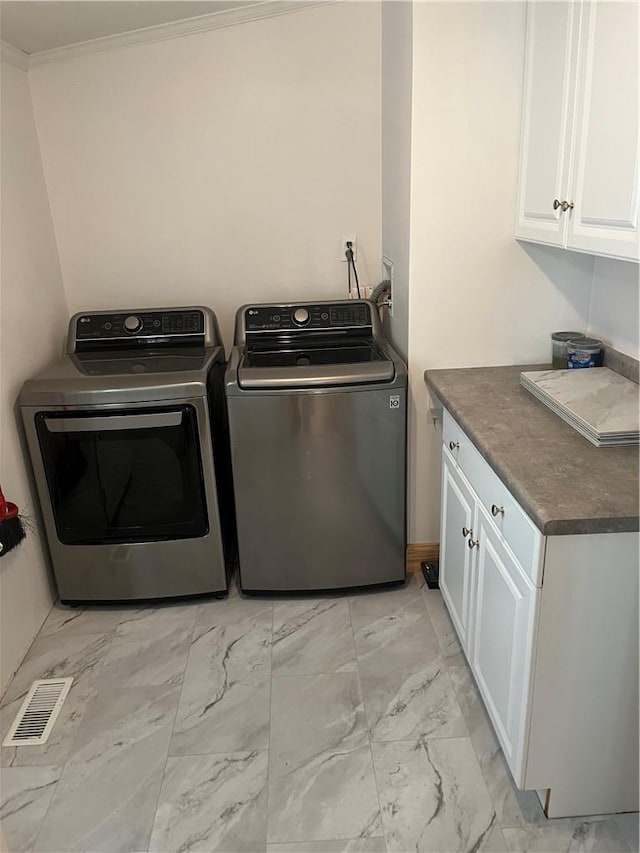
[1, 40, 30, 70]
[28, 0, 333, 68]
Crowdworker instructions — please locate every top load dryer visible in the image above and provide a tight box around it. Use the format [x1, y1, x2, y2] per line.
[19, 306, 235, 603]
[225, 299, 407, 593]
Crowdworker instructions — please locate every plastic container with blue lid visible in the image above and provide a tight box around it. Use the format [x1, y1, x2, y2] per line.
[567, 337, 603, 369]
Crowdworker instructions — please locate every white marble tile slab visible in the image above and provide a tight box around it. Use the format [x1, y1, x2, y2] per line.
[195, 595, 273, 628]
[0, 765, 61, 852]
[521, 380, 639, 446]
[521, 369, 640, 438]
[100, 603, 197, 686]
[613, 813, 639, 852]
[448, 664, 545, 830]
[149, 751, 269, 852]
[1, 631, 111, 708]
[268, 673, 381, 844]
[502, 818, 632, 852]
[373, 738, 503, 853]
[360, 658, 467, 742]
[0, 632, 112, 768]
[170, 606, 272, 755]
[351, 577, 466, 741]
[33, 684, 180, 853]
[350, 585, 441, 674]
[38, 602, 124, 638]
[268, 838, 387, 852]
[418, 582, 466, 666]
[272, 599, 357, 676]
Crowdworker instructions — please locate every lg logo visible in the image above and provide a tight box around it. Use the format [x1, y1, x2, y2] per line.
[389, 395, 400, 409]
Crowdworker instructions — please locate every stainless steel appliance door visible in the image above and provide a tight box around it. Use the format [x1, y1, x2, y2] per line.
[228, 385, 406, 591]
[35, 405, 208, 545]
[22, 397, 227, 600]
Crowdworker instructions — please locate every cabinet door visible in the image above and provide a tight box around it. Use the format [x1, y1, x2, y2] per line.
[439, 449, 475, 651]
[515, 1, 582, 246]
[470, 508, 540, 786]
[566, 1, 639, 261]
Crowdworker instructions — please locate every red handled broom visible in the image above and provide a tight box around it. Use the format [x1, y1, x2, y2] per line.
[0, 485, 26, 557]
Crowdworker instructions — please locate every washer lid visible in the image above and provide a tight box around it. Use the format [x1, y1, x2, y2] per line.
[238, 341, 394, 389]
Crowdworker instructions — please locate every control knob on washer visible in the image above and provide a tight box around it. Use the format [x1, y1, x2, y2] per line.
[124, 315, 142, 333]
[293, 308, 310, 326]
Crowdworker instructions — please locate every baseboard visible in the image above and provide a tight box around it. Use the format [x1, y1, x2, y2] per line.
[406, 542, 439, 573]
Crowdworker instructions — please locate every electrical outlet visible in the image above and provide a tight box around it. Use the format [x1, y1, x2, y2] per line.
[341, 235, 357, 262]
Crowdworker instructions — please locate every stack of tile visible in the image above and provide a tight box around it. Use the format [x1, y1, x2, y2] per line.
[520, 367, 639, 447]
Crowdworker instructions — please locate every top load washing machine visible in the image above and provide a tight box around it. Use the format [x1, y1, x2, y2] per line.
[19, 306, 235, 603]
[225, 299, 407, 593]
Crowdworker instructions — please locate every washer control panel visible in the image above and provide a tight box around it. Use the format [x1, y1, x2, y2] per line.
[75, 310, 205, 342]
[246, 302, 371, 333]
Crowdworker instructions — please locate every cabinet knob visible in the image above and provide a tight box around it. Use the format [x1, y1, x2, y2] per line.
[491, 504, 505, 517]
[462, 526, 472, 538]
[468, 537, 479, 550]
[553, 199, 574, 212]
[449, 441, 459, 451]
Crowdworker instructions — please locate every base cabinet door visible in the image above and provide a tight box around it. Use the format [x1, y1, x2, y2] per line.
[470, 508, 540, 785]
[439, 450, 475, 651]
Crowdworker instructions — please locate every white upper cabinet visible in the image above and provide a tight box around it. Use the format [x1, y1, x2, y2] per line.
[566, 2, 639, 259]
[516, 1, 639, 262]
[516, 2, 581, 247]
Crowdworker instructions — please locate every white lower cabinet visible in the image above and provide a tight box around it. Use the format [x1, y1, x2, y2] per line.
[471, 507, 539, 785]
[439, 451, 475, 651]
[440, 445, 539, 786]
[438, 408, 639, 817]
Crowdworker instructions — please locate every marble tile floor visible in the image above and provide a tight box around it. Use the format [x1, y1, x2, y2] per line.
[0, 574, 637, 853]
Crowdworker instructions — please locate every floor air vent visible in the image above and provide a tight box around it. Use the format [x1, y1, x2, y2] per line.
[2, 677, 73, 746]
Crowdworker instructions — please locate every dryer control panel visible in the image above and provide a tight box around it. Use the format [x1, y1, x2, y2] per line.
[245, 302, 371, 333]
[75, 310, 204, 340]
[68, 307, 219, 352]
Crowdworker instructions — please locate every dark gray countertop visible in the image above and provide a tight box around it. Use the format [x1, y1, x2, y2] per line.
[424, 365, 640, 536]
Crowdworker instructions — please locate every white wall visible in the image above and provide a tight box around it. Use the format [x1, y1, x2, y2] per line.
[381, 0, 412, 360]
[28, 3, 382, 349]
[408, 2, 594, 542]
[587, 257, 639, 359]
[0, 59, 68, 696]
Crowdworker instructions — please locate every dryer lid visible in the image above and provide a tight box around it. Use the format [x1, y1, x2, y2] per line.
[19, 347, 221, 407]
